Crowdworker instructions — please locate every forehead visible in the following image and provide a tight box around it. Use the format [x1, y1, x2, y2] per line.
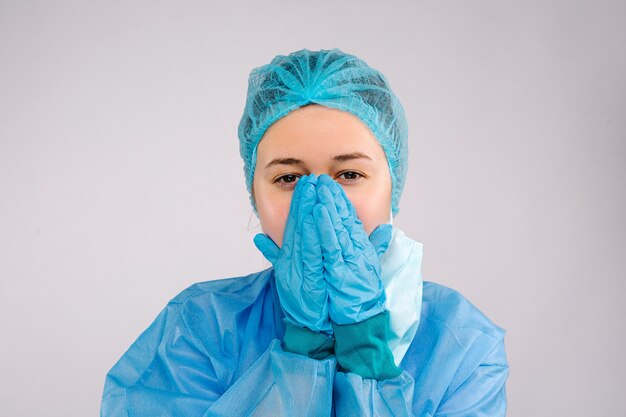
[257, 105, 385, 160]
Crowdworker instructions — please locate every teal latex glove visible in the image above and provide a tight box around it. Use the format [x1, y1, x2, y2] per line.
[314, 175, 391, 325]
[333, 311, 401, 380]
[254, 175, 332, 335]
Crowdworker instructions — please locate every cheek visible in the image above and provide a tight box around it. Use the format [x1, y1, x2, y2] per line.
[255, 189, 291, 247]
[344, 185, 392, 235]
[351, 199, 389, 235]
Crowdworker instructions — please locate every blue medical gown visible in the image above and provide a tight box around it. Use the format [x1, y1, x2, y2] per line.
[101, 269, 508, 416]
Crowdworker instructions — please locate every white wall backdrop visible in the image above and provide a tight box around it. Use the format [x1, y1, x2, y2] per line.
[1, 1, 625, 416]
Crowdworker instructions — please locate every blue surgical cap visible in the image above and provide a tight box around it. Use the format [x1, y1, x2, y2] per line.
[238, 48, 408, 215]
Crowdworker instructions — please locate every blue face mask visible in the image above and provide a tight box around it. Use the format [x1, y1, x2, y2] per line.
[379, 227, 424, 366]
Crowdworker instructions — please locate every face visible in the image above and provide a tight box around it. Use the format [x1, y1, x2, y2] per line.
[252, 104, 392, 247]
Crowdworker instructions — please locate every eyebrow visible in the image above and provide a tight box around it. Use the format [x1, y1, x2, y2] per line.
[264, 153, 373, 169]
[332, 152, 373, 162]
[264, 158, 304, 169]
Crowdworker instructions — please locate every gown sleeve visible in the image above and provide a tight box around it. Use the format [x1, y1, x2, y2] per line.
[433, 337, 508, 417]
[101, 300, 337, 417]
[332, 332, 508, 417]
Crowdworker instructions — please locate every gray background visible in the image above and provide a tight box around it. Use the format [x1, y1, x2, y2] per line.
[1, 1, 624, 416]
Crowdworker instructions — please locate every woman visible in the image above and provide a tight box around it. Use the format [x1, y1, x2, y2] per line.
[101, 49, 509, 416]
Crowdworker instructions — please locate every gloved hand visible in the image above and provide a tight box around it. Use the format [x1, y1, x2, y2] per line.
[253, 175, 332, 336]
[313, 174, 400, 379]
[313, 174, 390, 325]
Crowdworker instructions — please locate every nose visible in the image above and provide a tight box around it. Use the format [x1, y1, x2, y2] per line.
[299, 173, 319, 184]
[316, 173, 334, 182]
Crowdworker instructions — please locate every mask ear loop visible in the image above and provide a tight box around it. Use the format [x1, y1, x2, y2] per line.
[247, 210, 262, 232]
[388, 208, 394, 226]
[247, 187, 262, 232]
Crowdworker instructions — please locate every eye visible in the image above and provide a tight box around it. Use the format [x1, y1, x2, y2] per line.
[274, 174, 301, 189]
[336, 171, 364, 184]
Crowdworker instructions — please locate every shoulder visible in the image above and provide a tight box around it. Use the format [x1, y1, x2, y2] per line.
[421, 281, 505, 340]
[127, 269, 275, 347]
[405, 281, 508, 411]
[160, 268, 279, 375]
[408, 281, 507, 377]
[161, 268, 277, 350]
[406, 282, 509, 415]
[169, 267, 274, 308]
[103, 268, 278, 400]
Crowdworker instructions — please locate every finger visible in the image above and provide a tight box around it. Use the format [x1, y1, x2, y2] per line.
[314, 204, 350, 287]
[296, 175, 318, 233]
[253, 233, 280, 264]
[369, 224, 393, 258]
[291, 175, 317, 273]
[282, 174, 311, 250]
[301, 213, 326, 307]
[316, 185, 359, 257]
[318, 174, 357, 219]
[317, 176, 368, 246]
